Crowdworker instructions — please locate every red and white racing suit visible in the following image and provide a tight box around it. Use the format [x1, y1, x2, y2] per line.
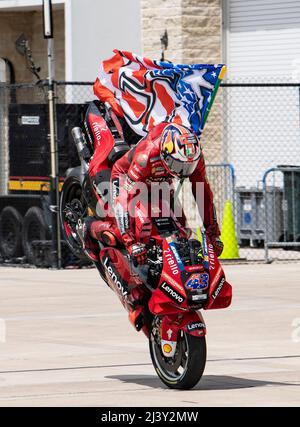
[110, 122, 220, 249]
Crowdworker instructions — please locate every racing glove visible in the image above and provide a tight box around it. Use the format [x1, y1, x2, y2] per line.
[212, 237, 224, 257]
[206, 224, 224, 257]
[127, 242, 147, 265]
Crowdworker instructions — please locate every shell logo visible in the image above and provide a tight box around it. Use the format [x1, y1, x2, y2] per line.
[163, 343, 173, 354]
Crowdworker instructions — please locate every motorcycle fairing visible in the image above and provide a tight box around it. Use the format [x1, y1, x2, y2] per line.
[148, 238, 188, 316]
[88, 114, 115, 178]
[159, 311, 206, 357]
[203, 241, 232, 310]
[148, 234, 232, 315]
[99, 247, 142, 303]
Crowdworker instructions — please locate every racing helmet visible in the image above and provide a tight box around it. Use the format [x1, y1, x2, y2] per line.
[160, 123, 201, 178]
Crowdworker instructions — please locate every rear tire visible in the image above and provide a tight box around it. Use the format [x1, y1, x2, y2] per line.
[59, 175, 88, 261]
[0, 206, 23, 259]
[22, 207, 50, 264]
[149, 317, 206, 389]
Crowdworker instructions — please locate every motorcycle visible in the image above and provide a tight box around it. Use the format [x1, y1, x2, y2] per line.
[60, 100, 232, 390]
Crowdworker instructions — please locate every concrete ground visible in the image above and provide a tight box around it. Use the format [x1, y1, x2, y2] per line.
[0, 262, 299, 407]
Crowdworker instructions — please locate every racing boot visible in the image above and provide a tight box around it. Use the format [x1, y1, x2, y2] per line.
[76, 217, 100, 263]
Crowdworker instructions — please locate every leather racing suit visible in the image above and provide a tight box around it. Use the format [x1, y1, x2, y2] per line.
[110, 122, 220, 251]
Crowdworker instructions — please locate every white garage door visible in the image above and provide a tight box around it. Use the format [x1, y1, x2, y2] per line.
[226, 0, 300, 79]
[225, 0, 300, 187]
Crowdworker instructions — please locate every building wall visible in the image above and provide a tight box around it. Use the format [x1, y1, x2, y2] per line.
[0, 11, 35, 83]
[141, 0, 224, 164]
[141, 0, 222, 64]
[0, 7, 65, 83]
[31, 8, 65, 81]
[65, 0, 141, 82]
[141, 0, 183, 63]
[182, 0, 222, 64]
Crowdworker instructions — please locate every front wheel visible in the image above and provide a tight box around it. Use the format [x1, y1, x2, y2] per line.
[149, 317, 206, 389]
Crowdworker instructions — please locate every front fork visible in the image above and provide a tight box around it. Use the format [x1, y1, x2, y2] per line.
[160, 311, 206, 358]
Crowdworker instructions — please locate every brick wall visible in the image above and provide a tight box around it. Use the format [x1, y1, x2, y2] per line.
[182, 0, 222, 64]
[141, 0, 225, 224]
[181, 0, 224, 165]
[141, 0, 222, 64]
[141, 0, 183, 63]
[141, 0, 224, 164]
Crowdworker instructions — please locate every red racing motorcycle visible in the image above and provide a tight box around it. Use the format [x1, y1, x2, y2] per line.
[60, 101, 232, 390]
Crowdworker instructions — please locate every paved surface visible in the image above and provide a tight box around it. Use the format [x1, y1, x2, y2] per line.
[0, 263, 300, 407]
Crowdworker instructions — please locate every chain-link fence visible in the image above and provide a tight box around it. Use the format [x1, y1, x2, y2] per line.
[202, 82, 300, 262]
[1, 80, 300, 264]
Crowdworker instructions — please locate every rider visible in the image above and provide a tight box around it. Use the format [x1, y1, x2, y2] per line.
[80, 121, 224, 264]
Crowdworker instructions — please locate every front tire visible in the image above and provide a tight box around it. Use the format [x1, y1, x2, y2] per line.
[149, 317, 206, 389]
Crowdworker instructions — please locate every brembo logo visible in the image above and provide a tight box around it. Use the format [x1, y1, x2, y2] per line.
[103, 257, 127, 296]
[160, 281, 184, 305]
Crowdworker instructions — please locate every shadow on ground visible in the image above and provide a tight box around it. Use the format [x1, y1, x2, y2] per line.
[106, 374, 295, 391]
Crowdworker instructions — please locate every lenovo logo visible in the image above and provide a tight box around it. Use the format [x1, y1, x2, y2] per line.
[160, 281, 184, 305]
[103, 257, 127, 296]
[187, 322, 206, 332]
[212, 277, 225, 300]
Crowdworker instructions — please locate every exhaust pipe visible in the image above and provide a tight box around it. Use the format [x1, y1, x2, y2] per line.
[71, 127, 91, 173]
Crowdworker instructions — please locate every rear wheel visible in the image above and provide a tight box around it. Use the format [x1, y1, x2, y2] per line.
[0, 206, 23, 259]
[60, 175, 88, 260]
[149, 316, 206, 389]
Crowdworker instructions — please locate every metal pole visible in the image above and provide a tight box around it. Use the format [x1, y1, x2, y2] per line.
[262, 168, 276, 263]
[47, 38, 61, 269]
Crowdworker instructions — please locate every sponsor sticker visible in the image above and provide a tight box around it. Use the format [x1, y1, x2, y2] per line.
[162, 271, 184, 292]
[187, 322, 206, 332]
[160, 281, 184, 305]
[150, 156, 161, 163]
[112, 179, 119, 200]
[136, 154, 148, 168]
[124, 176, 136, 192]
[168, 241, 185, 272]
[21, 116, 40, 125]
[185, 273, 209, 290]
[163, 343, 172, 354]
[103, 257, 128, 296]
[128, 169, 140, 181]
[212, 277, 225, 300]
[152, 166, 166, 176]
[124, 211, 130, 230]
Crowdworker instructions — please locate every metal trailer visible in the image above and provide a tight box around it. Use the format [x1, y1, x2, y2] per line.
[0, 101, 85, 267]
